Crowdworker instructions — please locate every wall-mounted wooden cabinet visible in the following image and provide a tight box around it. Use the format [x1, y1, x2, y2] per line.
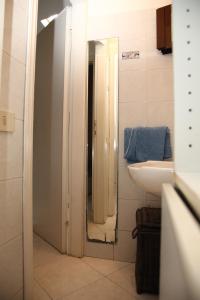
[157, 5, 172, 54]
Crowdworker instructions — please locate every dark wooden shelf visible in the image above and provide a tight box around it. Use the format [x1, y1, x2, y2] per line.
[157, 5, 172, 54]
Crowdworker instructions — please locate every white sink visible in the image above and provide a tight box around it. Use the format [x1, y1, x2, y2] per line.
[128, 160, 174, 196]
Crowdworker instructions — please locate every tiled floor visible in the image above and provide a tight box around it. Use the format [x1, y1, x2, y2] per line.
[33, 235, 158, 300]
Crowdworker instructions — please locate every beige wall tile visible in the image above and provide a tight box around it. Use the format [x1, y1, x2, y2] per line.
[0, 0, 28, 296]
[3, 0, 28, 64]
[84, 240, 114, 260]
[0, 237, 23, 300]
[0, 51, 26, 120]
[146, 100, 174, 130]
[119, 102, 147, 126]
[118, 199, 145, 231]
[0, 120, 23, 180]
[147, 68, 173, 101]
[114, 231, 136, 262]
[146, 199, 161, 208]
[119, 38, 146, 72]
[0, 178, 22, 246]
[146, 51, 173, 70]
[119, 70, 147, 102]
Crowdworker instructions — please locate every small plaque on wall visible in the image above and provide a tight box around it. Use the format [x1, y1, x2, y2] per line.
[122, 51, 140, 60]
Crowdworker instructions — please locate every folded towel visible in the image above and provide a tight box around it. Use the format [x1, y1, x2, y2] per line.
[124, 126, 172, 163]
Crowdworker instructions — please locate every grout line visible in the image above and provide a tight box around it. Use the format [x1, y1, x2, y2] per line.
[81, 257, 131, 278]
[33, 237, 137, 299]
[16, 118, 24, 122]
[55, 277, 104, 300]
[0, 176, 22, 183]
[79, 258, 106, 277]
[104, 263, 139, 298]
[10, 287, 23, 299]
[106, 275, 136, 298]
[105, 262, 133, 277]
[118, 198, 146, 201]
[34, 278, 53, 300]
[33, 238, 136, 299]
[0, 234, 22, 249]
[2, 48, 26, 66]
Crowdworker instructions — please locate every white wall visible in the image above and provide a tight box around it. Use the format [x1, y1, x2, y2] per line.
[85, 0, 173, 262]
[0, 0, 29, 298]
[88, 0, 172, 16]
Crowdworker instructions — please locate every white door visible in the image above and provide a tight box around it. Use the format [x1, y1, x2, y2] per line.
[33, 9, 71, 253]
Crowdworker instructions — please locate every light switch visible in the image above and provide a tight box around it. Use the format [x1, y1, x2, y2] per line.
[0, 111, 15, 132]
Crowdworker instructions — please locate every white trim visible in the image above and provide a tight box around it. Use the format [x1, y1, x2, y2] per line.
[0, 0, 5, 88]
[62, 7, 72, 253]
[23, 0, 38, 299]
[69, 0, 87, 257]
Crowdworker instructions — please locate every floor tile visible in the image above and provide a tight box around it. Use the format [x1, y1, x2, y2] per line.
[107, 264, 135, 296]
[33, 235, 64, 268]
[107, 264, 158, 300]
[34, 255, 102, 299]
[33, 281, 51, 300]
[81, 256, 129, 276]
[61, 277, 134, 300]
[34, 236, 158, 300]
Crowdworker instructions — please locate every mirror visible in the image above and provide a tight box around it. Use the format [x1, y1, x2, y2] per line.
[87, 38, 118, 243]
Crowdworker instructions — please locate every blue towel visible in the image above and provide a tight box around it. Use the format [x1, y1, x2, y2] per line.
[124, 127, 172, 163]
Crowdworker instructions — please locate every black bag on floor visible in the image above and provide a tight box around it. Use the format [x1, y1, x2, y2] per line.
[132, 207, 161, 295]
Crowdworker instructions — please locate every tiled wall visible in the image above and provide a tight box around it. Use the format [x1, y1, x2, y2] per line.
[86, 3, 173, 262]
[0, 1, 28, 298]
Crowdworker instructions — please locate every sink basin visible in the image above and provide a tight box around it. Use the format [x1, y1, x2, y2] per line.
[128, 160, 174, 196]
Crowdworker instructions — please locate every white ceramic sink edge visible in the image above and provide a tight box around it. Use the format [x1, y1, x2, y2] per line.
[128, 160, 175, 196]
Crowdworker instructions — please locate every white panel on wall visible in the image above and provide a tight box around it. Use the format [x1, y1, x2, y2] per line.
[174, 0, 200, 173]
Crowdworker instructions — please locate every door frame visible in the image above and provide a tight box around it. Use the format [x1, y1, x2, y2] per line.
[23, 1, 73, 297]
[0, 0, 5, 87]
[23, 0, 38, 298]
[23, 0, 88, 296]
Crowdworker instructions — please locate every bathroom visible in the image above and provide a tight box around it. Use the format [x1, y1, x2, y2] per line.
[0, 0, 199, 300]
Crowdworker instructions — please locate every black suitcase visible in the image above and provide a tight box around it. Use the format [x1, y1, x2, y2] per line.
[132, 207, 161, 294]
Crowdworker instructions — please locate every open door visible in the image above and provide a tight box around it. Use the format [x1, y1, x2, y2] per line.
[33, 9, 71, 253]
